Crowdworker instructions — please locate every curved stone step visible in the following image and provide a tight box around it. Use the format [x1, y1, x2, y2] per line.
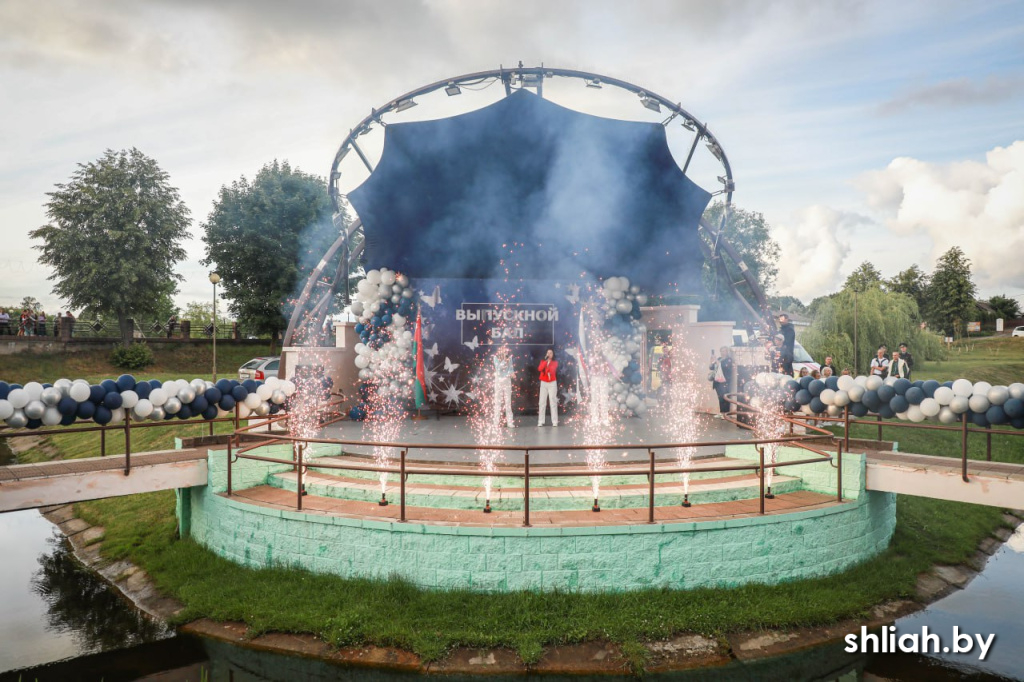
[268, 469, 801, 512]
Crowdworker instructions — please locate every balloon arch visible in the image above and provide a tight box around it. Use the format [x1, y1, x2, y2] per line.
[284, 65, 769, 346]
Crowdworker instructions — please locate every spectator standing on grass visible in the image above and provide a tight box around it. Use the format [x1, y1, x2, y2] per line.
[888, 351, 909, 379]
[899, 342, 914, 379]
[870, 346, 889, 377]
[0, 309, 9, 335]
[777, 313, 795, 376]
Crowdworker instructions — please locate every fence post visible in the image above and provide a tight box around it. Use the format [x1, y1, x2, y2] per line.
[986, 431, 992, 462]
[523, 451, 530, 527]
[836, 442, 843, 502]
[123, 412, 131, 476]
[400, 449, 407, 522]
[876, 414, 882, 443]
[296, 443, 303, 511]
[101, 428, 106, 457]
[227, 436, 233, 496]
[843, 405, 851, 451]
[961, 416, 970, 483]
[758, 446, 765, 515]
[648, 449, 656, 524]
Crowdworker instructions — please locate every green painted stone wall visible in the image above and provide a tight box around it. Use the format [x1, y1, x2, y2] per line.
[183, 446, 896, 592]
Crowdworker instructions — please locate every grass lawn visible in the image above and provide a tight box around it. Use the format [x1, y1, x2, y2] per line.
[915, 335, 1024, 385]
[74, 491, 1013, 670]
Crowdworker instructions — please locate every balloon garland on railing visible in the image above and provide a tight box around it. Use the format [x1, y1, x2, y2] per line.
[0, 375, 297, 429]
[597, 276, 648, 417]
[748, 373, 1024, 429]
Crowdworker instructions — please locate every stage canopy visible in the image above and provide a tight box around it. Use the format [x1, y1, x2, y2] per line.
[349, 90, 711, 293]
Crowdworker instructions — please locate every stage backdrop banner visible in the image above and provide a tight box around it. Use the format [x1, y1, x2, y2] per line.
[414, 278, 586, 413]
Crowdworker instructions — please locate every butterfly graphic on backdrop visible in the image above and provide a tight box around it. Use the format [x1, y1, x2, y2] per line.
[463, 335, 480, 351]
[565, 283, 581, 305]
[419, 285, 442, 309]
[424, 342, 439, 360]
[444, 357, 460, 373]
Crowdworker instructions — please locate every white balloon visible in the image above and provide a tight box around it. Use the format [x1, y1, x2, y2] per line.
[24, 400, 45, 419]
[149, 388, 168, 407]
[884, 376, 898, 386]
[350, 301, 364, 317]
[237, 404, 252, 419]
[393, 314, 406, 327]
[949, 396, 970, 414]
[40, 387, 62, 406]
[837, 375, 855, 391]
[933, 386, 954, 406]
[896, 411, 909, 421]
[636, 294, 648, 306]
[827, 405, 842, 417]
[256, 384, 274, 401]
[952, 379, 973, 397]
[354, 355, 370, 369]
[244, 393, 261, 410]
[281, 380, 296, 397]
[938, 406, 957, 424]
[615, 300, 632, 313]
[855, 375, 869, 387]
[109, 407, 125, 424]
[0, 400, 12, 421]
[987, 386, 1009, 406]
[847, 385, 865, 403]
[967, 394, 990, 413]
[611, 290, 624, 300]
[833, 390, 851, 407]
[23, 382, 43, 399]
[377, 284, 392, 298]
[972, 381, 992, 397]
[819, 389, 837, 406]
[265, 376, 281, 389]
[366, 269, 381, 285]
[43, 406, 62, 426]
[919, 398, 940, 418]
[1009, 383, 1024, 400]
[865, 375, 883, 391]
[120, 390, 139, 410]
[164, 397, 182, 414]
[7, 389, 28, 409]
[133, 399, 154, 419]
[69, 382, 90, 402]
[907, 405, 925, 423]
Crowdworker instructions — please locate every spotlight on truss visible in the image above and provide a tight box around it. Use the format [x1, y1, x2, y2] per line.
[521, 73, 543, 87]
[393, 98, 417, 113]
[444, 82, 461, 96]
[585, 78, 602, 89]
[717, 175, 735, 192]
[638, 92, 661, 113]
[681, 118, 696, 132]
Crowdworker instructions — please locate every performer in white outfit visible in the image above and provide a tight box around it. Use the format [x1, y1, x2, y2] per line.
[537, 349, 559, 427]
[492, 346, 515, 427]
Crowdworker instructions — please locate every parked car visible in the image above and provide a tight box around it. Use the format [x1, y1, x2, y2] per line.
[238, 356, 280, 381]
[1012, 326, 1024, 338]
[792, 341, 820, 376]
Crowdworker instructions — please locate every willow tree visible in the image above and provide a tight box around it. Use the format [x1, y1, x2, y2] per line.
[801, 287, 943, 374]
[31, 149, 191, 344]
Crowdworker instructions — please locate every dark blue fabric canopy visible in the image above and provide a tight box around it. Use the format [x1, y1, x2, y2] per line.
[349, 90, 711, 292]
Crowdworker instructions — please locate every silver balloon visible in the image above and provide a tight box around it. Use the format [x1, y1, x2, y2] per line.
[40, 387, 62, 406]
[270, 389, 286, 405]
[54, 378, 73, 395]
[24, 400, 45, 420]
[164, 397, 182, 414]
[149, 406, 166, 421]
[6, 410, 28, 428]
[254, 401, 271, 417]
[190, 379, 207, 395]
[177, 386, 196, 404]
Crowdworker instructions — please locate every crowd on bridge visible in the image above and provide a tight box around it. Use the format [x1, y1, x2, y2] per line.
[0, 309, 75, 337]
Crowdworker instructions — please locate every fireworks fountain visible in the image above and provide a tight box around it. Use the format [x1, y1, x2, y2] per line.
[661, 340, 704, 506]
[751, 374, 789, 498]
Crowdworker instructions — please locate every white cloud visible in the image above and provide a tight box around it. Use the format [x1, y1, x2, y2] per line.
[771, 205, 854, 300]
[856, 140, 1024, 291]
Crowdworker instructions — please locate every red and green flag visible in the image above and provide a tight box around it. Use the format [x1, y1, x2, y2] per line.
[413, 311, 426, 408]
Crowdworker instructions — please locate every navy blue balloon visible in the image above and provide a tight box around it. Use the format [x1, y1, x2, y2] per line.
[228, 380, 240, 390]
[191, 395, 209, 413]
[231, 385, 248, 401]
[922, 380, 940, 398]
[1011, 417, 1024, 430]
[0, 381, 9, 400]
[177, 405, 193, 420]
[905, 387, 924, 405]
[42, 383, 52, 389]
[100, 379, 118, 394]
[76, 401, 96, 419]
[242, 379, 257, 393]
[103, 392, 123, 409]
[851, 402, 870, 418]
[9, 384, 21, 390]
[205, 387, 222, 404]
[970, 411, 989, 427]
[89, 385, 106, 404]
[799, 376, 813, 390]
[371, 316, 382, 327]
[890, 395, 909, 414]
[269, 404, 281, 414]
[986, 405, 1008, 425]
[893, 379, 911, 396]
[135, 381, 152, 399]
[784, 400, 797, 412]
[786, 380, 800, 393]
[215, 379, 232, 394]
[164, 411, 175, 420]
[808, 380, 825, 397]
[942, 381, 953, 388]
[825, 376, 840, 391]
[809, 397, 826, 414]
[355, 323, 365, 334]
[148, 379, 162, 389]
[219, 395, 236, 411]
[862, 390, 881, 412]
[60, 413, 77, 426]
[1004, 398, 1024, 419]
[94, 406, 112, 425]
[116, 374, 135, 392]
[877, 385, 896, 403]
[26, 418, 42, 429]
[57, 396, 78, 416]
[795, 389, 812, 405]
[878, 404, 895, 419]
[912, 380, 924, 389]
[202, 405, 219, 421]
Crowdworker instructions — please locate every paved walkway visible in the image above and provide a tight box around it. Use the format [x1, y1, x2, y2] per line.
[0, 447, 208, 482]
[864, 450, 1024, 508]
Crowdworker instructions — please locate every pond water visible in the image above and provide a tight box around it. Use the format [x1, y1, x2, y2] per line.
[0, 509, 1020, 682]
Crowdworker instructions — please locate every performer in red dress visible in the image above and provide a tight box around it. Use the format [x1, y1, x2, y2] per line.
[537, 349, 559, 427]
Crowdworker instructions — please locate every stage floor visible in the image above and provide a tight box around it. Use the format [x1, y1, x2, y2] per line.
[319, 413, 755, 465]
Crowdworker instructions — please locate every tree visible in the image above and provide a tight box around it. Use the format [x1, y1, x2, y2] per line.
[768, 295, 806, 315]
[986, 295, 1021, 322]
[925, 247, 976, 337]
[31, 149, 191, 344]
[702, 201, 780, 294]
[202, 161, 342, 350]
[19, 296, 41, 312]
[886, 265, 929, 312]
[843, 261, 884, 293]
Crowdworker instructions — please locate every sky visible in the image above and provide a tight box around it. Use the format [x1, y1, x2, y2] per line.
[1, 0, 1022, 313]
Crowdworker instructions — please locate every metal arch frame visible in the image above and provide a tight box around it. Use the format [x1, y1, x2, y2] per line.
[285, 65, 766, 346]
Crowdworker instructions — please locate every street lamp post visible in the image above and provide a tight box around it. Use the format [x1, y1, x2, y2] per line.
[209, 272, 221, 381]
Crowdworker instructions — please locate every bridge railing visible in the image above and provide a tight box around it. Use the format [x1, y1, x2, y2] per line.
[226, 403, 842, 526]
